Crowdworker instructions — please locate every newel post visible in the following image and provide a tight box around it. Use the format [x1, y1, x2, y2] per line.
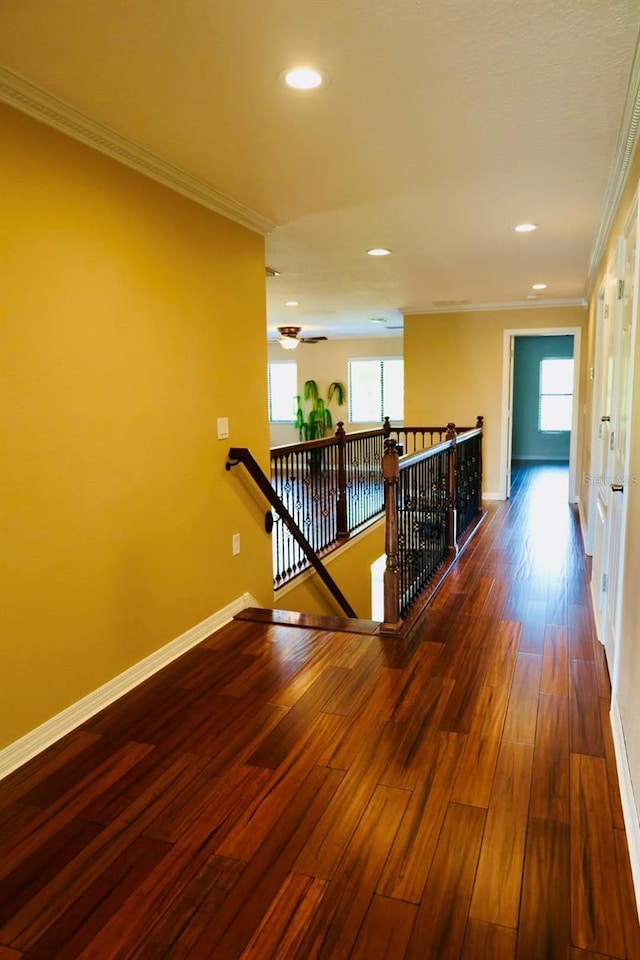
[476, 415, 484, 490]
[382, 438, 401, 624]
[335, 421, 349, 540]
[446, 422, 457, 549]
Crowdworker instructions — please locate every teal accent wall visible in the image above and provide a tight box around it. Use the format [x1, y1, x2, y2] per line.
[512, 335, 574, 461]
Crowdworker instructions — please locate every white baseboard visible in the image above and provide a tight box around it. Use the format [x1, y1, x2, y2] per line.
[482, 492, 503, 501]
[0, 592, 261, 781]
[610, 696, 640, 918]
[590, 581, 604, 646]
[510, 455, 571, 461]
[577, 497, 590, 551]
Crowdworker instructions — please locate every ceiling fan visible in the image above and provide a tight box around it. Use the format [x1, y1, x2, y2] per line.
[276, 326, 328, 350]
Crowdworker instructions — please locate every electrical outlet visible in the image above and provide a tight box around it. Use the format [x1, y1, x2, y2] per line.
[232, 533, 240, 555]
[217, 417, 229, 440]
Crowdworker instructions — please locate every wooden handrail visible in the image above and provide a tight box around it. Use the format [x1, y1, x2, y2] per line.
[343, 426, 390, 442]
[395, 426, 481, 468]
[396, 417, 483, 435]
[269, 434, 340, 457]
[226, 446, 357, 619]
[270, 420, 390, 458]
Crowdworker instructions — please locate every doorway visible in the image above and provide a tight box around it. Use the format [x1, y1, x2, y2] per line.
[500, 327, 582, 501]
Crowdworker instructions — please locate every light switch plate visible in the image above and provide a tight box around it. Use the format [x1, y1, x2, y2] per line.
[217, 417, 229, 440]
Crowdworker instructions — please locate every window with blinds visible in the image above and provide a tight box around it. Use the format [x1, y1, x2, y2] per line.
[268, 362, 297, 422]
[348, 357, 403, 423]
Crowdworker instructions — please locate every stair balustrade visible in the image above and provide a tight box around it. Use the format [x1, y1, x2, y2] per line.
[382, 417, 484, 633]
[228, 416, 483, 629]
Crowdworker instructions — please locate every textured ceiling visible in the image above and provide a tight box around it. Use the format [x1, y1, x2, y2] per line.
[1, 0, 639, 339]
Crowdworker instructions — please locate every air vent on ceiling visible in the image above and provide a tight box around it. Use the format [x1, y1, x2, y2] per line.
[431, 298, 469, 307]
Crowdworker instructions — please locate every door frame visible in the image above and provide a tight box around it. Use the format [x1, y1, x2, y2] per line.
[585, 283, 608, 556]
[498, 326, 582, 501]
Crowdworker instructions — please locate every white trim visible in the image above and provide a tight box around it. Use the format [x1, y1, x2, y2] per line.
[481, 492, 503, 501]
[610, 696, 640, 918]
[0, 67, 275, 236]
[404, 298, 587, 316]
[585, 283, 608, 556]
[509, 454, 571, 462]
[590, 578, 604, 646]
[577, 497, 590, 556]
[588, 38, 640, 288]
[0, 592, 260, 781]
[498, 327, 582, 502]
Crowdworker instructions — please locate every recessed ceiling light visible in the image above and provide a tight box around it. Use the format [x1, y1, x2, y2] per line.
[367, 248, 392, 257]
[281, 67, 325, 90]
[513, 223, 538, 233]
[285, 300, 299, 306]
[532, 283, 547, 290]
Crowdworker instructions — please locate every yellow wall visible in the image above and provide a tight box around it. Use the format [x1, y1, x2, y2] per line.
[268, 337, 403, 446]
[404, 305, 587, 495]
[0, 105, 273, 748]
[274, 520, 385, 619]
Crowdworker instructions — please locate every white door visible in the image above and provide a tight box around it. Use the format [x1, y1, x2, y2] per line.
[591, 261, 618, 626]
[602, 206, 637, 673]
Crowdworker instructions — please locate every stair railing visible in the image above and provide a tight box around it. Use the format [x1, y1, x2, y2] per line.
[226, 447, 357, 618]
[268, 419, 392, 585]
[382, 416, 484, 631]
[228, 416, 482, 624]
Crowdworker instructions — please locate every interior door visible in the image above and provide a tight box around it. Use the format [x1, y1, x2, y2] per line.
[591, 261, 618, 627]
[602, 207, 637, 673]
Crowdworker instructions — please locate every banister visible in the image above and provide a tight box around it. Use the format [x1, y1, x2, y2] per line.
[344, 426, 389, 441]
[382, 438, 401, 624]
[269, 434, 339, 457]
[226, 446, 357, 619]
[382, 418, 484, 631]
[397, 436, 452, 464]
[394, 427, 481, 468]
[270, 419, 389, 459]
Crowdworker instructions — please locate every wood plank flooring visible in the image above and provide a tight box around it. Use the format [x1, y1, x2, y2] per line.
[1, 462, 638, 958]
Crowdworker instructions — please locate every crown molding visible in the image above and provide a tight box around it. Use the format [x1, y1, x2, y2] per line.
[0, 66, 276, 236]
[404, 298, 587, 316]
[587, 34, 640, 287]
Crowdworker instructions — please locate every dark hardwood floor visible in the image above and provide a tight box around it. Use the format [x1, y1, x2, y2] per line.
[1, 462, 638, 958]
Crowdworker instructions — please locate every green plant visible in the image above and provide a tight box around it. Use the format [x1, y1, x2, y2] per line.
[295, 379, 346, 441]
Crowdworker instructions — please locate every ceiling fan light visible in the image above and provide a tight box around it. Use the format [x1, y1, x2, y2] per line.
[279, 337, 299, 350]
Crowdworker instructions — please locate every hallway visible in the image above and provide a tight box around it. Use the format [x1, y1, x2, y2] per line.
[0, 464, 638, 958]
